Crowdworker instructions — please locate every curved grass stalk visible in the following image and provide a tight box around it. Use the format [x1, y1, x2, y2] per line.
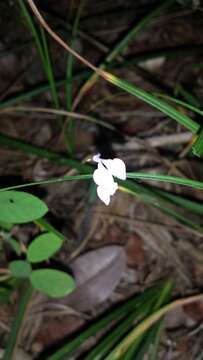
[0, 106, 115, 131]
[2, 170, 203, 192]
[0, 132, 202, 234]
[105, 293, 203, 359]
[27, 0, 201, 137]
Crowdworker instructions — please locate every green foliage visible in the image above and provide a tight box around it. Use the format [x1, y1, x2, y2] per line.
[0, 220, 13, 231]
[193, 129, 203, 157]
[0, 190, 74, 299]
[9, 260, 32, 278]
[4, 237, 21, 256]
[1, 1, 203, 357]
[18, 0, 59, 108]
[30, 269, 75, 298]
[104, 73, 200, 135]
[49, 281, 172, 360]
[0, 190, 48, 223]
[0, 286, 11, 304]
[27, 232, 63, 263]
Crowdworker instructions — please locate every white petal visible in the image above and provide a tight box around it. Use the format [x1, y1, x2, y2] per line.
[97, 186, 111, 205]
[108, 181, 118, 195]
[102, 158, 126, 180]
[93, 163, 115, 187]
[92, 153, 101, 163]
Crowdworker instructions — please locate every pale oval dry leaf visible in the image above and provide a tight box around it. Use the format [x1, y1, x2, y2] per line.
[64, 246, 127, 312]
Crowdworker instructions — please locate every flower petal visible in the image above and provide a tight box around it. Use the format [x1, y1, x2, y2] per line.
[102, 158, 126, 180]
[97, 186, 111, 206]
[93, 163, 115, 187]
[92, 153, 101, 163]
[108, 182, 118, 195]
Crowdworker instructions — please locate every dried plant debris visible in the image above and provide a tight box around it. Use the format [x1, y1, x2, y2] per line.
[64, 246, 127, 312]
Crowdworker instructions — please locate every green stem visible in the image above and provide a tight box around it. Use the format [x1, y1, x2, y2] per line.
[127, 172, 203, 191]
[1, 154, 203, 193]
[0, 132, 89, 173]
[3, 283, 33, 360]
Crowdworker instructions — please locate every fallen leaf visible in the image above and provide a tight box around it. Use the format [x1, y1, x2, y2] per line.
[125, 234, 145, 267]
[183, 301, 203, 322]
[33, 315, 84, 349]
[63, 246, 126, 312]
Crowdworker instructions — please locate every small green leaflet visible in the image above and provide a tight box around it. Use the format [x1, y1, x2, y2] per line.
[27, 232, 63, 263]
[9, 260, 32, 278]
[30, 269, 75, 298]
[0, 191, 48, 223]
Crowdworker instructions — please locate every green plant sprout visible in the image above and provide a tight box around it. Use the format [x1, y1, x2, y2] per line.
[0, 190, 75, 298]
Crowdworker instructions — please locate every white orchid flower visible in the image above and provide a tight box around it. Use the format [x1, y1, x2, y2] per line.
[93, 154, 126, 205]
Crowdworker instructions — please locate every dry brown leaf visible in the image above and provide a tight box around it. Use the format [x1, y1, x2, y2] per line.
[125, 234, 145, 267]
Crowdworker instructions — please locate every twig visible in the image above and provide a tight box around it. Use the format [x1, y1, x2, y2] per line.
[0, 106, 115, 131]
[114, 132, 192, 151]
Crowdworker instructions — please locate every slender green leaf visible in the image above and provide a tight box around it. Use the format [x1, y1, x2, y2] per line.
[103, 72, 200, 134]
[155, 92, 203, 117]
[0, 286, 12, 304]
[105, 280, 172, 360]
[120, 179, 203, 235]
[74, 0, 175, 107]
[3, 283, 33, 360]
[0, 70, 90, 109]
[2, 170, 203, 194]
[4, 237, 21, 256]
[19, 0, 59, 108]
[148, 320, 164, 360]
[193, 129, 203, 157]
[84, 300, 155, 360]
[36, 218, 65, 241]
[18, 0, 44, 61]
[175, 84, 201, 108]
[154, 187, 203, 216]
[48, 285, 163, 360]
[106, 0, 175, 64]
[65, 1, 84, 154]
[127, 172, 203, 190]
[0, 133, 203, 234]
[0, 132, 90, 173]
[40, 25, 59, 108]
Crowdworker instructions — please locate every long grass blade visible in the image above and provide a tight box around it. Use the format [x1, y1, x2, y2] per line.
[27, 0, 202, 139]
[121, 179, 203, 235]
[120, 280, 172, 360]
[3, 283, 33, 360]
[19, 0, 59, 108]
[65, 0, 87, 154]
[84, 300, 156, 360]
[103, 72, 200, 134]
[104, 293, 203, 360]
[18, 0, 44, 61]
[0, 106, 116, 131]
[48, 285, 164, 360]
[126, 172, 203, 191]
[73, 0, 175, 108]
[0, 132, 203, 234]
[155, 92, 203, 117]
[0, 71, 90, 110]
[40, 25, 60, 108]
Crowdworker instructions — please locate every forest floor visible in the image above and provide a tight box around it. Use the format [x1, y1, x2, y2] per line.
[1, 1, 203, 359]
